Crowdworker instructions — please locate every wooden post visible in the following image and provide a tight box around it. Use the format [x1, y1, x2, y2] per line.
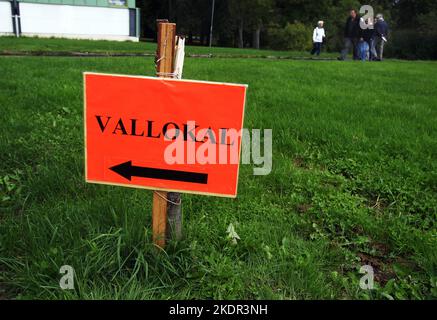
[152, 191, 168, 248]
[156, 21, 176, 78]
[153, 21, 183, 247]
[166, 36, 185, 241]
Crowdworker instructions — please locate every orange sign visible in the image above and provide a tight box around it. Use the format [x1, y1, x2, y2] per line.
[84, 72, 247, 198]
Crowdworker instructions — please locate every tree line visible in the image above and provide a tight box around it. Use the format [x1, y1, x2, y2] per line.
[137, 0, 437, 59]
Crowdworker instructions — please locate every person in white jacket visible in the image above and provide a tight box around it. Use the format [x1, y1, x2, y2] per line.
[311, 21, 326, 56]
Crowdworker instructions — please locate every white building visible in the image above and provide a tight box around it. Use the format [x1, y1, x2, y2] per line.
[0, 0, 140, 41]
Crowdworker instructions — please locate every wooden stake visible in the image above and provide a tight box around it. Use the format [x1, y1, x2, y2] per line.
[152, 191, 167, 248]
[156, 21, 176, 78]
[166, 36, 185, 241]
[152, 21, 177, 248]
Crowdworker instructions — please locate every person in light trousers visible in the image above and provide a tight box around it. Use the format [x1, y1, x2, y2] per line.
[371, 14, 389, 61]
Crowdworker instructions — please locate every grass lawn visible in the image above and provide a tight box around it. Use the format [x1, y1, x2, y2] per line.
[0, 36, 338, 59]
[0, 50, 436, 299]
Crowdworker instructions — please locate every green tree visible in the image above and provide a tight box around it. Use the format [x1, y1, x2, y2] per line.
[228, 0, 251, 48]
[248, 0, 275, 49]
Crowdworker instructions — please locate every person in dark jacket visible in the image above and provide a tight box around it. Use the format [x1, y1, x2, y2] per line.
[371, 14, 389, 61]
[361, 18, 375, 60]
[338, 9, 361, 60]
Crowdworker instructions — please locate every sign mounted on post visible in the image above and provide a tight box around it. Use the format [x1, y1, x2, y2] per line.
[84, 72, 247, 198]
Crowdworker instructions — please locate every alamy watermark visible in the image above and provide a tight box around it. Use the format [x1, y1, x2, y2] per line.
[163, 121, 272, 176]
[59, 265, 75, 290]
[360, 5, 375, 30]
[359, 265, 375, 290]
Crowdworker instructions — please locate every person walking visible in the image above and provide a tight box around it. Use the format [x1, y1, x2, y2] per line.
[310, 21, 326, 56]
[371, 14, 389, 61]
[338, 9, 361, 60]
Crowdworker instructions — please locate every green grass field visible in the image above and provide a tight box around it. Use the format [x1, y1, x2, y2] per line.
[0, 38, 436, 300]
[0, 36, 337, 59]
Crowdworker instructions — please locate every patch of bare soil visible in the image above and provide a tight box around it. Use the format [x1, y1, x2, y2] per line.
[297, 203, 312, 214]
[293, 156, 309, 169]
[358, 242, 395, 286]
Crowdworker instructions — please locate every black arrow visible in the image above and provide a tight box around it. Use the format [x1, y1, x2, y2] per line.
[109, 161, 208, 184]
